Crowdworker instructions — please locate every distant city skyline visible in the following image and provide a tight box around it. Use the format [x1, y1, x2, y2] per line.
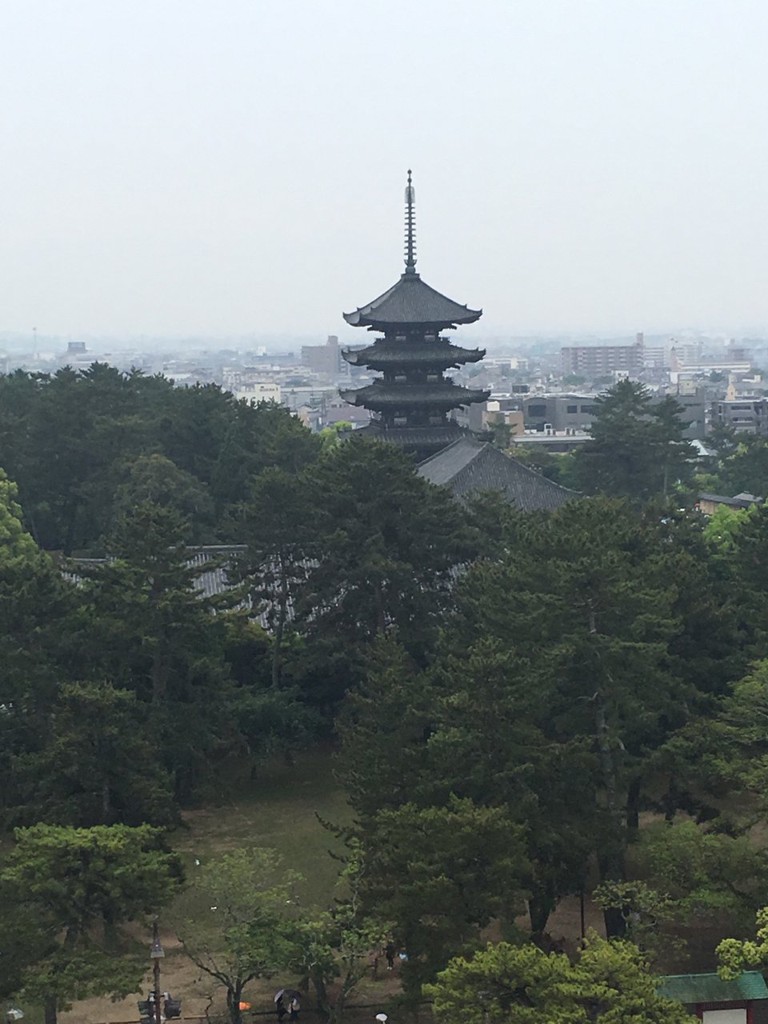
[4, 1, 768, 337]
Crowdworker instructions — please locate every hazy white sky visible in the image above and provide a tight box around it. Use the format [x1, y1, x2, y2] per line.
[3, 0, 768, 339]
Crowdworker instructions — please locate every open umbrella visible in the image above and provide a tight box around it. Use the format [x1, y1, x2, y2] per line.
[274, 990, 301, 1002]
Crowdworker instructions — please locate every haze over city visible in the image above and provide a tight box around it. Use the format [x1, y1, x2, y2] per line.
[3, 0, 768, 341]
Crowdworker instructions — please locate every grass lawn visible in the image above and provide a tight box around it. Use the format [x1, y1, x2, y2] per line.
[55, 745, 357, 1024]
[173, 745, 353, 908]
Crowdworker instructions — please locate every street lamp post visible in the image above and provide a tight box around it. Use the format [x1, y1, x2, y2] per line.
[150, 919, 165, 1024]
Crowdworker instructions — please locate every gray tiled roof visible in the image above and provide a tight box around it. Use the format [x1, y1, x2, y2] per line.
[343, 272, 481, 328]
[353, 422, 466, 449]
[698, 492, 762, 509]
[66, 546, 248, 603]
[418, 436, 578, 511]
[340, 381, 490, 409]
[342, 341, 485, 369]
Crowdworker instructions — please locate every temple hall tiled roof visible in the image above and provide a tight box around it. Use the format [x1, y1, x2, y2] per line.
[417, 435, 578, 512]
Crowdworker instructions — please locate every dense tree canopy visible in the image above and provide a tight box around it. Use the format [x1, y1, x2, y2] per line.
[173, 848, 298, 1024]
[573, 380, 695, 499]
[4, 360, 768, 1019]
[428, 936, 695, 1024]
[1, 823, 182, 1024]
[0, 365, 317, 552]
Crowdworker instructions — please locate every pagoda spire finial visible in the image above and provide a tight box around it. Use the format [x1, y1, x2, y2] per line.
[404, 169, 417, 275]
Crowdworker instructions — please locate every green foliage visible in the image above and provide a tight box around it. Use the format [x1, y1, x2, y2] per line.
[573, 380, 695, 500]
[446, 499, 688, 924]
[174, 848, 301, 1024]
[591, 881, 675, 958]
[318, 421, 352, 448]
[664, 660, 768, 825]
[506, 446, 580, 489]
[1, 823, 182, 1022]
[360, 796, 529, 995]
[0, 468, 38, 557]
[701, 504, 749, 554]
[727, 504, 768, 657]
[595, 821, 768, 966]
[702, 433, 768, 498]
[239, 437, 478, 718]
[338, 499, 725, 944]
[718, 907, 768, 980]
[299, 437, 472, 654]
[0, 366, 319, 552]
[3, 823, 182, 932]
[638, 821, 768, 924]
[0, 478, 79, 824]
[112, 452, 215, 542]
[18, 681, 176, 827]
[286, 841, 390, 1023]
[428, 934, 694, 1024]
[73, 501, 237, 801]
[236, 466, 314, 687]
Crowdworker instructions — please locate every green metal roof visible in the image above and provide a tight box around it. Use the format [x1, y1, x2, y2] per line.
[658, 972, 768, 1004]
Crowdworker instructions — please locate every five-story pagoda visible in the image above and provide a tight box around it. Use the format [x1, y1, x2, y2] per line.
[340, 172, 489, 460]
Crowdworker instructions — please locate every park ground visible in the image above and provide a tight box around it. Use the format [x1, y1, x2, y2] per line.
[29, 747, 709, 1024]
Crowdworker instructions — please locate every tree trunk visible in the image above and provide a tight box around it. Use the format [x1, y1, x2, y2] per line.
[44, 995, 58, 1024]
[331, 989, 347, 1024]
[597, 848, 627, 937]
[63, 500, 80, 556]
[626, 776, 642, 834]
[150, 642, 168, 704]
[311, 970, 331, 1021]
[528, 885, 555, 940]
[594, 688, 627, 938]
[103, 906, 118, 949]
[662, 774, 679, 822]
[374, 580, 386, 635]
[589, 607, 627, 937]
[272, 555, 288, 687]
[102, 777, 112, 824]
[227, 981, 243, 1024]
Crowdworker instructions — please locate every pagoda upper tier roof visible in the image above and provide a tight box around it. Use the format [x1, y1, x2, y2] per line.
[343, 340, 485, 369]
[343, 270, 482, 328]
[339, 381, 490, 410]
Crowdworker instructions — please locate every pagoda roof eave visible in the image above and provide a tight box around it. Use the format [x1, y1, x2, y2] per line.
[339, 384, 490, 408]
[342, 344, 486, 367]
[343, 271, 482, 328]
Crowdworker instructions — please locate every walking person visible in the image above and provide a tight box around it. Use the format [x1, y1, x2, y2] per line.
[385, 942, 396, 971]
[289, 994, 301, 1023]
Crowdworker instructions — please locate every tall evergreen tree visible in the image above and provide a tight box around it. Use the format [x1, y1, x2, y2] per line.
[74, 502, 236, 801]
[1, 823, 182, 1024]
[574, 380, 695, 500]
[0, 471, 78, 823]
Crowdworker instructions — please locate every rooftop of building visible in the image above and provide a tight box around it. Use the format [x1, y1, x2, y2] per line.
[658, 972, 768, 1005]
[343, 171, 481, 329]
[417, 434, 579, 512]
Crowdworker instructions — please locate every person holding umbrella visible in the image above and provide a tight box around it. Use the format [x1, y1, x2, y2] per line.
[274, 989, 301, 1023]
[274, 991, 287, 1022]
